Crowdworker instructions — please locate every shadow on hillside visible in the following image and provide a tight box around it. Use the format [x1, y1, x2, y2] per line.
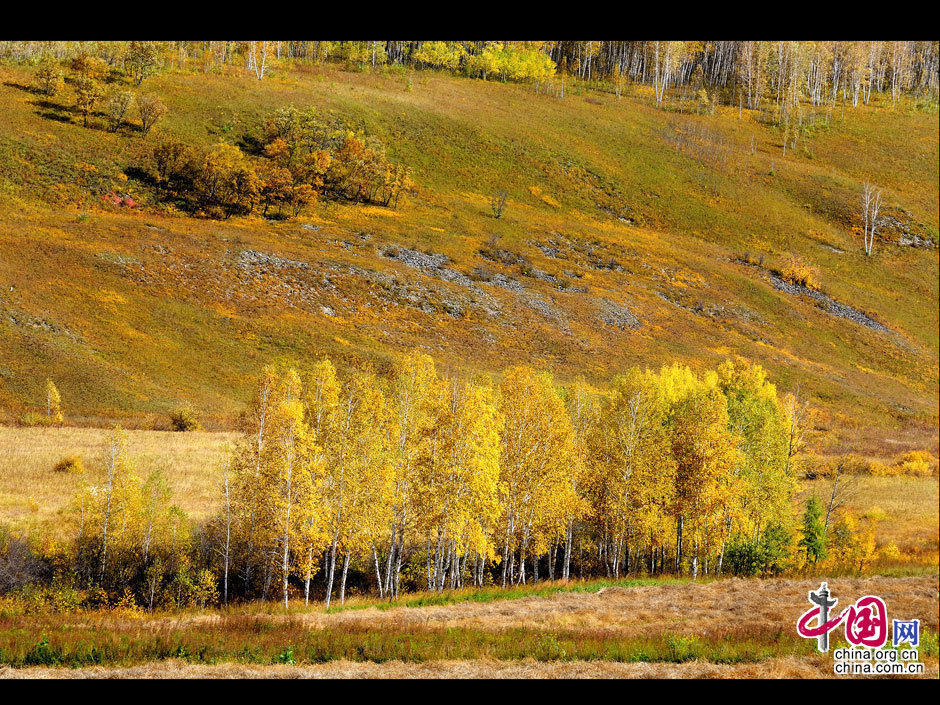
[124, 166, 157, 187]
[31, 98, 75, 123]
[237, 134, 265, 157]
[3, 80, 40, 95]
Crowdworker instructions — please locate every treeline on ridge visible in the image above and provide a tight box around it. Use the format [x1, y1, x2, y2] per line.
[5, 41, 937, 106]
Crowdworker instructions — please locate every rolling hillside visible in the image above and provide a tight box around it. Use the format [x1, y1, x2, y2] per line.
[0, 61, 937, 453]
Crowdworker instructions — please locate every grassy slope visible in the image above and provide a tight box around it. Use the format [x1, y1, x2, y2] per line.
[0, 63, 937, 449]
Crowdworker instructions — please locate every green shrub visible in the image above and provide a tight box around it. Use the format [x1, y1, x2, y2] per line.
[726, 523, 794, 577]
[19, 412, 51, 428]
[273, 646, 296, 665]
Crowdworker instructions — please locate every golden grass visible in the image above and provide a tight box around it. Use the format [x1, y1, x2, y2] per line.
[210, 574, 938, 637]
[0, 425, 236, 533]
[0, 61, 936, 452]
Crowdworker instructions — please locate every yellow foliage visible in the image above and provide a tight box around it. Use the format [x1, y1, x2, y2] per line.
[780, 254, 820, 290]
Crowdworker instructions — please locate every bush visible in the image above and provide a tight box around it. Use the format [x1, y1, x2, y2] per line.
[169, 405, 202, 432]
[780, 254, 820, 290]
[52, 456, 84, 474]
[892, 450, 936, 477]
[0, 534, 50, 595]
[866, 450, 936, 477]
[19, 412, 51, 428]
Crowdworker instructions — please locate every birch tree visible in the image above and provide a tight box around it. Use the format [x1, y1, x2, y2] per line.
[419, 377, 500, 591]
[861, 181, 883, 256]
[383, 351, 439, 598]
[497, 366, 576, 586]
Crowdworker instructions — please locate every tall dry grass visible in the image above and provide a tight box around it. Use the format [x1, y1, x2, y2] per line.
[0, 426, 236, 533]
[0, 575, 935, 675]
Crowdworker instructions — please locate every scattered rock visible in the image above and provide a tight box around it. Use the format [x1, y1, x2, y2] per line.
[96, 251, 141, 268]
[237, 249, 309, 272]
[769, 275, 888, 332]
[479, 247, 529, 268]
[596, 298, 641, 330]
[898, 233, 935, 248]
[879, 212, 935, 249]
[536, 243, 562, 258]
[474, 268, 525, 292]
[4, 308, 80, 340]
[382, 246, 478, 289]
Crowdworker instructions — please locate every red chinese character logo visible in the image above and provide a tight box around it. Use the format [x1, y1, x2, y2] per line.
[842, 596, 888, 648]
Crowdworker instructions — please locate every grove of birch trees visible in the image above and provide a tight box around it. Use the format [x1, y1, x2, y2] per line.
[209, 351, 803, 605]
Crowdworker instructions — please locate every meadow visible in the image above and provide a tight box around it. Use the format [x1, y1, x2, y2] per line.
[0, 426, 235, 535]
[0, 573, 935, 677]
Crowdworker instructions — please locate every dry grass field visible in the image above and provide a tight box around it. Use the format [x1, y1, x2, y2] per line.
[0, 426, 235, 534]
[1, 574, 936, 677]
[799, 475, 940, 561]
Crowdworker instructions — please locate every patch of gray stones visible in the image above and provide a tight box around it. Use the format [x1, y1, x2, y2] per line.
[769, 274, 888, 333]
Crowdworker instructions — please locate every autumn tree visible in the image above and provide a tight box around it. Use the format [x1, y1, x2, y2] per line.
[74, 75, 103, 128]
[717, 358, 795, 570]
[589, 369, 675, 578]
[497, 366, 576, 586]
[137, 94, 167, 137]
[668, 366, 739, 579]
[34, 55, 64, 96]
[45, 379, 63, 424]
[383, 351, 440, 598]
[266, 369, 317, 608]
[420, 377, 501, 591]
[79, 427, 136, 587]
[321, 367, 390, 607]
[70, 53, 107, 80]
[560, 378, 596, 580]
[105, 89, 134, 133]
[125, 41, 159, 86]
